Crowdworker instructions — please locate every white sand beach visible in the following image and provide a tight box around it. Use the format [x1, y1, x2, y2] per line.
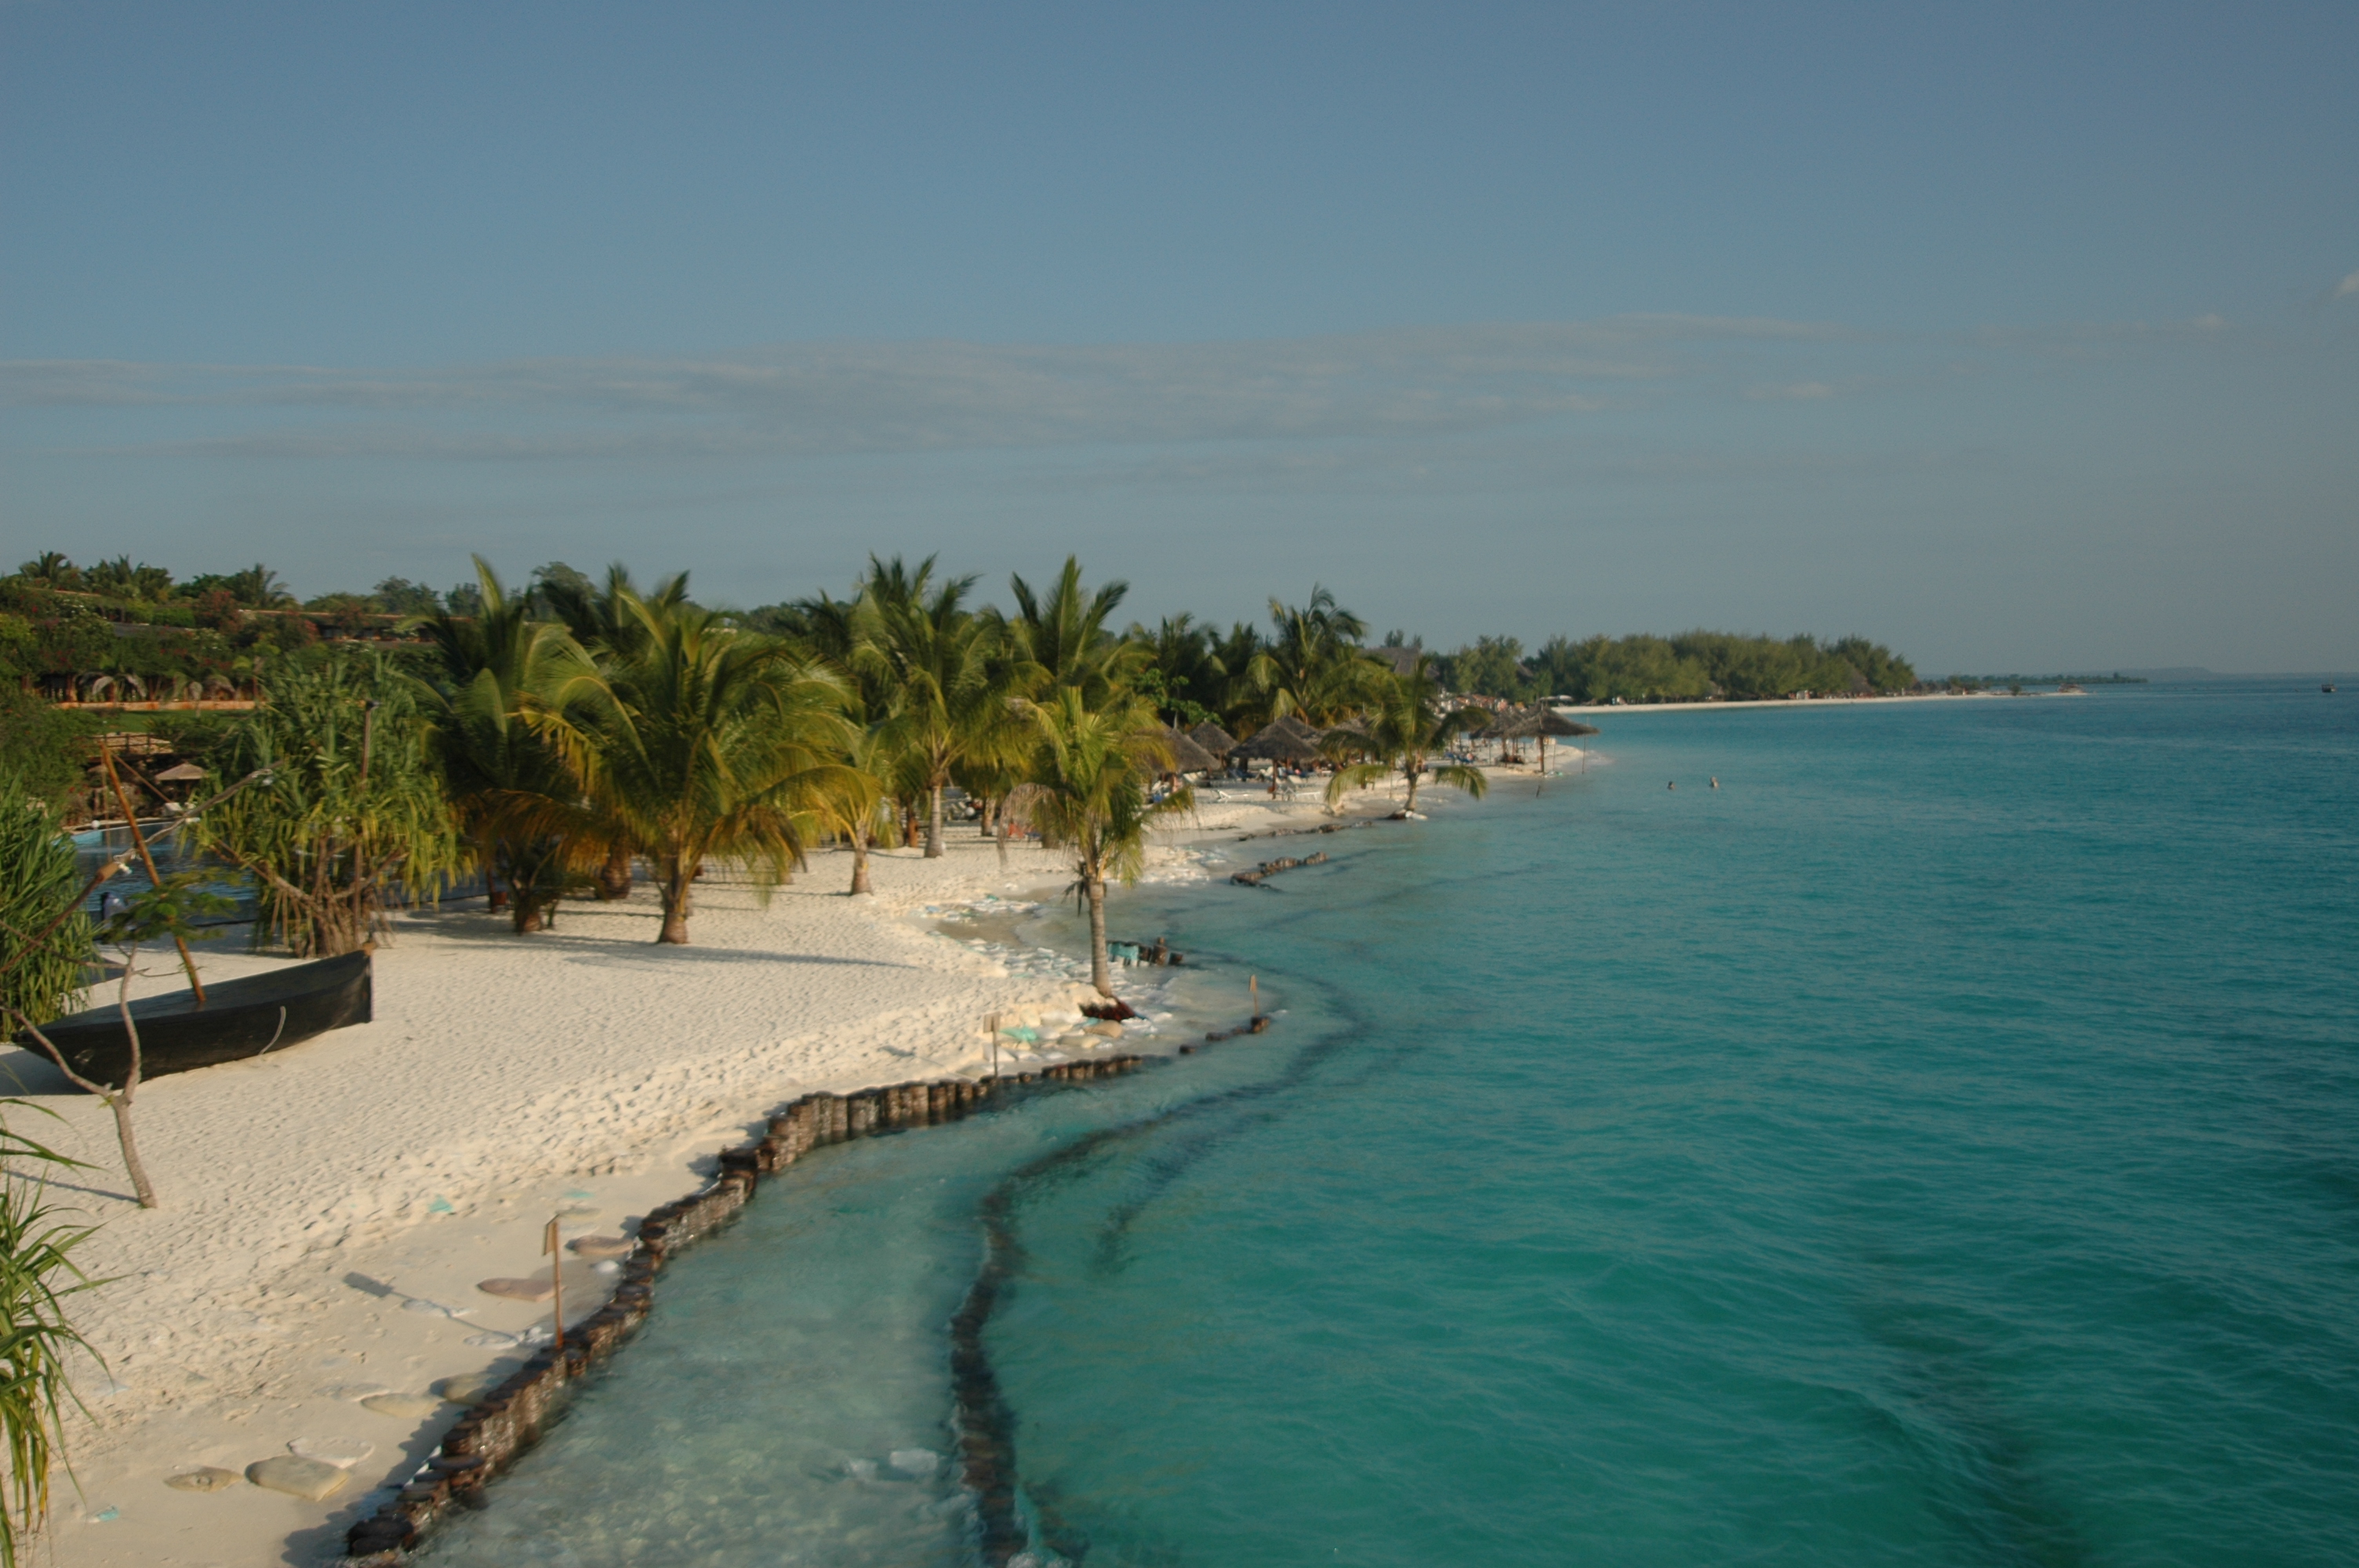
[1550, 689, 2070, 715]
[16, 782, 1406, 1568]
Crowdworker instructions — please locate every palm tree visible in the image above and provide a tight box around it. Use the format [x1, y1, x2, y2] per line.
[533, 562, 700, 898]
[1246, 586, 1387, 724]
[1010, 687, 1187, 997]
[1005, 557, 1143, 705]
[536, 593, 859, 943]
[537, 561, 689, 659]
[224, 564, 296, 609]
[12, 553, 79, 590]
[804, 725, 889, 895]
[854, 556, 1009, 858]
[413, 559, 599, 932]
[1322, 657, 1490, 817]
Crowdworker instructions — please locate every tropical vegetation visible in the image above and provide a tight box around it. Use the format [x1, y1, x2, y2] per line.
[0, 765, 93, 1029]
[4, 543, 1934, 978]
[198, 655, 464, 956]
[0, 1101, 105, 1568]
[1322, 656, 1492, 816]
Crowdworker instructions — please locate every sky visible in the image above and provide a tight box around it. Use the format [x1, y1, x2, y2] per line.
[3, 1, 2354, 673]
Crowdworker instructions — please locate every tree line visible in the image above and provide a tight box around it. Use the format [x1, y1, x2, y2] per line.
[4, 547, 1925, 1000]
[1425, 630, 1917, 703]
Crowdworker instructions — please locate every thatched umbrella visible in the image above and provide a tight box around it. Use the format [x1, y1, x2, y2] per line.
[1492, 707, 1601, 777]
[152, 760, 207, 804]
[1234, 717, 1324, 765]
[1159, 726, 1221, 775]
[1266, 713, 1324, 745]
[1188, 720, 1239, 761]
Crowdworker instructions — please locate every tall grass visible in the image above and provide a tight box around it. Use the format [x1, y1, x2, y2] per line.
[0, 1105, 104, 1567]
[0, 763, 94, 1027]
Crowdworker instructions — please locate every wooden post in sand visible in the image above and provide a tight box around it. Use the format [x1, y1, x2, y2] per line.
[543, 1217, 565, 1354]
[987, 1011, 1001, 1080]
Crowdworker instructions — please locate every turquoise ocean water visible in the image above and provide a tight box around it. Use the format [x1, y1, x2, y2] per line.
[423, 681, 2358, 1567]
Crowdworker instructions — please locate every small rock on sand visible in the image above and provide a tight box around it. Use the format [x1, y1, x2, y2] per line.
[477, 1276, 554, 1302]
[163, 1467, 242, 1493]
[245, 1456, 350, 1501]
[437, 1373, 498, 1405]
[360, 1392, 442, 1419]
[288, 1435, 374, 1468]
[565, 1234, 634, 1259]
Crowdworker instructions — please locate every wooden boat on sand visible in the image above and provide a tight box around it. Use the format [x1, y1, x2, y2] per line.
[13, 951, 372, 1090]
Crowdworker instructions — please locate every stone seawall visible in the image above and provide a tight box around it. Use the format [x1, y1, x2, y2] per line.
[342, 1056, 1151, 1565]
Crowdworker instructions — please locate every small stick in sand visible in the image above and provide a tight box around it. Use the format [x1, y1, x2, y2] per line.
[543, 1217, 565, 1354]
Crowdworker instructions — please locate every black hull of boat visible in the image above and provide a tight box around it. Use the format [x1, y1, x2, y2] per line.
[12, 951, 372, 1091]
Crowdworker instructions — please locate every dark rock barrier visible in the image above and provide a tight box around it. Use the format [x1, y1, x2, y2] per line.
[1229, 851, 1327, 887]
[343, 1057, 1150, 1565]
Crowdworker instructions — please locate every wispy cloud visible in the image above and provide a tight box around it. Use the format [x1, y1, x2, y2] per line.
[0, 317, 1857, 459]
[0, 310, 2232, 463]
[2335, 269, 2359, 299]
[1743, 380, 1837, 401]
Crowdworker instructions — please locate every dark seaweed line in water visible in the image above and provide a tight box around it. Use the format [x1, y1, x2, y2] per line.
[950, 990, 1406, 1567]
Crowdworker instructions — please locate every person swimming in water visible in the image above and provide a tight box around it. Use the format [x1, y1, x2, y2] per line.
[1667, 780, 1676, 790]
[1710, 776, 1719, 789]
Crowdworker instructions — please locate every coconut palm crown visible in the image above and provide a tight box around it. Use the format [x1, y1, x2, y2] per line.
[536, 590, 860, 943]
[413, 557, 600, 931]
[1323, 656, 1490, 817]
[1009, 687, 1187, 997]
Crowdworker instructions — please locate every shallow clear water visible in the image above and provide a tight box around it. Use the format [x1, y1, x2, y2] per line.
[427, 681, 2359, 1566]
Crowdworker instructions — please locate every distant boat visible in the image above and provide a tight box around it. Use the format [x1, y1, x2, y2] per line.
[13, 951, 373, 1091]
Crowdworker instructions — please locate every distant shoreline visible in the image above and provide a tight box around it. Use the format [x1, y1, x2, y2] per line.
[1550, 690, 2081, 716]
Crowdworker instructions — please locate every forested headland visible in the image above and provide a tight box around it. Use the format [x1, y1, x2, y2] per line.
[3, 550, 1921, 822]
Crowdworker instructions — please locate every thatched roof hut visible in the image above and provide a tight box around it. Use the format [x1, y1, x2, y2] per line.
[1484, 706, 1600, 775]
[1188, 720, 1239, 757]
[1235, 715, 1325, 764]
[1490, 707, 1599, 740]
[1159, 727, 1222, 774]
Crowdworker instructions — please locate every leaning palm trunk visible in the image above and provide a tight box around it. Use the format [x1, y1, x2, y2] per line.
[1082, 862, 1110, 996]
[1012, 688, 1190, 1000]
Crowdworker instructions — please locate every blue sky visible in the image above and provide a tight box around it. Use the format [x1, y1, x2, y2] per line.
[4, 2, 2354, 670]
